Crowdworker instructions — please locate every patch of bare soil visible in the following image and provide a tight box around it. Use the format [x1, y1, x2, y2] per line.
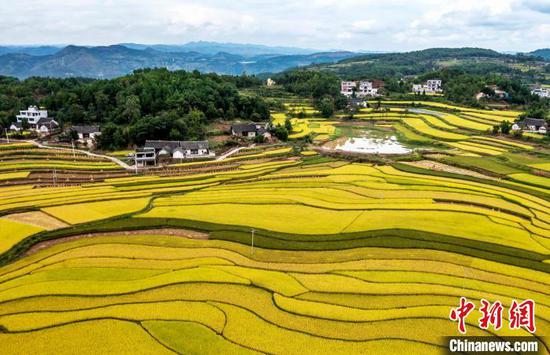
[25, 228, 209, 256]
[1, 211, 68, 230]
[403, 160, 498, 180]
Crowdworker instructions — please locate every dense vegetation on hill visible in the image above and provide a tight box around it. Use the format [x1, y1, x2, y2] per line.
[0, 68, 269, 149]
[272, 48, 549, 115]
[314, 47, 548, 81]
[273, 70, 347, 117]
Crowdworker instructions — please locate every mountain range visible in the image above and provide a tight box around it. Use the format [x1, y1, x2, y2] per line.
[0, 43, 357, 79]
[0, 42, 548, 80]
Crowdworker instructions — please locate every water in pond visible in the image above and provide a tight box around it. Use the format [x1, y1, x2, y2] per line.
[326, 134, 412, 154]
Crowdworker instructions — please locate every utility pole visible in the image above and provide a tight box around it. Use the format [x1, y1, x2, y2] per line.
[251, 228, 255, 255]
[71, 140, 76, 161]
[5, 128, 9, 144]
[52, 168, 57, 187]
[134, 153, 138, 175]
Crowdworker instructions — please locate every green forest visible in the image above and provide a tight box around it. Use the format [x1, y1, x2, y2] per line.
[0, 68, 269, 149]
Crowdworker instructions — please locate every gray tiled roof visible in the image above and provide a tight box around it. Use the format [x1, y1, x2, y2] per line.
[522, 118, 547, 128]
[144, 140, 209, 152]
[231, 123, 259, 134]
[72, 125, 100, 134]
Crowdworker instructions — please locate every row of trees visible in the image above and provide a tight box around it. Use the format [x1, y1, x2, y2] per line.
[0, 69, 270, 149]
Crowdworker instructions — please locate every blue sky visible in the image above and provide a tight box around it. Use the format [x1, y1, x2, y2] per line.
[1, 0, 549, 51]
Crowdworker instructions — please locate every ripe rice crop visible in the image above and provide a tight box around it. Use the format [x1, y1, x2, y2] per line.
[0, 219, 43, 254]
[42, 197, 151, 224]
[402, 118, 468, 141]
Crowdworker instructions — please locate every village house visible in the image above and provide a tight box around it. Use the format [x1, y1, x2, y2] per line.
[134, 140, 214, 165]
[71, 125, 101, 146]
[340, 81, 380, 97]
[11, 106, 59, 134]
[531, 88, 550, 98]
[476, 85, 509, 101]
[412, 79, 443, 94]
[133, 147, 157, 166]
[266, 78, 276, 87]
[340, 81, 356, 96]
[231, 123, 271, 139]
[347, 97, 368, 110]
[512, 118, 548, 135]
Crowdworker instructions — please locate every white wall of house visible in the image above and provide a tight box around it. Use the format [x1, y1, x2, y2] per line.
[531, 88, 550, 98]
[340, 81, 356, 96]
[38, 125, 50, 133]
[172, 150, 185, 159]
[16, 106, 48, 125]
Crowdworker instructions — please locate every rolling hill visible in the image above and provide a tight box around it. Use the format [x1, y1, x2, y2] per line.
[0, 44, 358, 79]
[303, 47, 549, 81]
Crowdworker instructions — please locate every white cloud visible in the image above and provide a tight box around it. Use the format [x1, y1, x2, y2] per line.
[0, 0, 547, 51]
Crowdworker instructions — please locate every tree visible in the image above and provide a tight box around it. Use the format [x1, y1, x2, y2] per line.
[122, 95, 141, 123]
[284, 118, 293, 132]
[21, 118, 30, 130]
[316, 96, 335, 118]
[273, 125, 289, 141]
[500, 121, 512, 135]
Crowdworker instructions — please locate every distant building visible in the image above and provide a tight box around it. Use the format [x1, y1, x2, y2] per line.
[347, 97, 368, 109]
[476, 85, 509, 100]
[16, 106, 48, 125]
[341, 81, 379, 97]
[134, 147, 157, 166]
[71, 125, 101, 145]
[514, 118, 548, 134]
[231, 123, 271, 139]
[134, 140, 214, 165]
[531, 88, 550, 98]
[266, 78, 276, 87]
[340, 81, 356, 96]
[12, 106, 58, 134]
[144, 140, 213, 159]
[413, 79, 443, 94]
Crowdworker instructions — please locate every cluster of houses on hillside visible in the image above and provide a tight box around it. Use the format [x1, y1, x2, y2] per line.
[340, 81, 382, 97]
[10, 106, 59, 134]
[8, 106, 102, 145]
[133, 122, 271, 166]
[412, 80, 443, 94]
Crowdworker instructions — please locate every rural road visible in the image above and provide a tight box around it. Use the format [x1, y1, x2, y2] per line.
[215, 145, 254, 161]
[29, 140, 132, 170]
[23, 139, 255, 169]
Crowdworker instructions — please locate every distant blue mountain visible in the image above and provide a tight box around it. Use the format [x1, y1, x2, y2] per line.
[0, 44, 359, 79]
[0, 45, 63, 56]
[529, 48, 550, 60]
[119, 41, 319, 57]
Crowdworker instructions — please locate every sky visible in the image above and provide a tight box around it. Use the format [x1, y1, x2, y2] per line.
[0, 0, 549, 52]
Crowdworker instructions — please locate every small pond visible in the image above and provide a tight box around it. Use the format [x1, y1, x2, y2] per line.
[325, 133, 412, 155]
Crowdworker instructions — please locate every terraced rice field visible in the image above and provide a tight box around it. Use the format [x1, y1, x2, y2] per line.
[0, 99, 548, 353]
[0, 233, 548, 354]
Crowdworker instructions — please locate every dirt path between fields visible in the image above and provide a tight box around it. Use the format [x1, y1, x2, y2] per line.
[25, 228, 209, 256]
